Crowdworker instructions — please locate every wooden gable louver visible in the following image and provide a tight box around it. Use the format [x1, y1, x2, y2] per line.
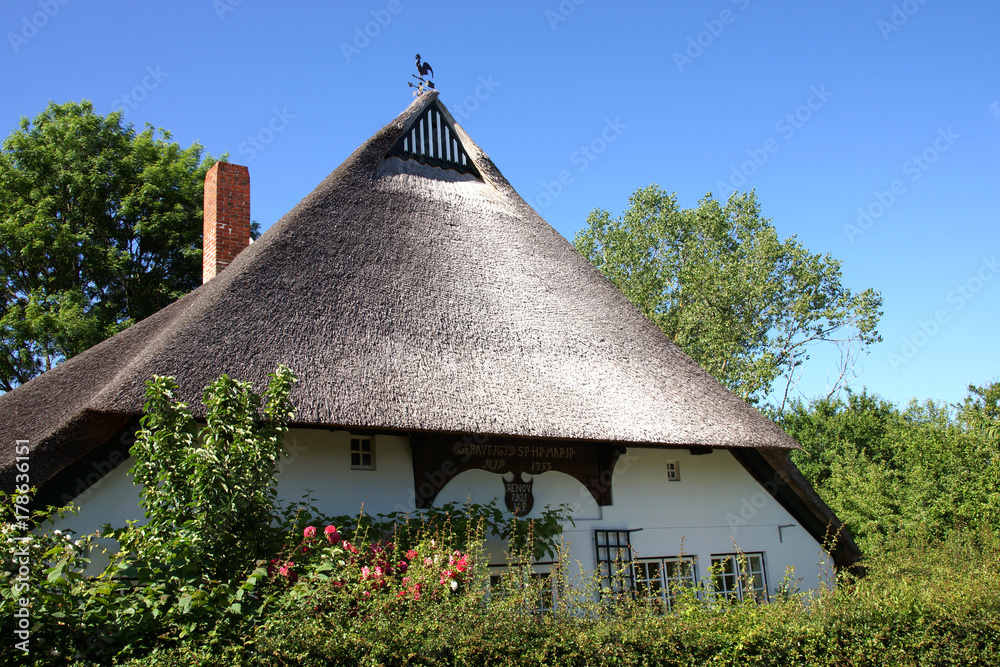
[387, 102, 479, 176]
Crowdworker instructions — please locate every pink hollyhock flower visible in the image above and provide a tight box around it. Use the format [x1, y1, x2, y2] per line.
[325, 525, 341, 544]
[440, 569, 454, 585]
[374, 565, 384, 578]
[455, 555, 469, 572]
[424, 557, 433, 566]
[406, 549, 418, 560]
[361, 566, 372, 580]
[303, 526, 317, 539]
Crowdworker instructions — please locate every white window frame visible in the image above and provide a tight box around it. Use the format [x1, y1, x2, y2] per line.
[710, 552, 767, 602]
[350, 435, 375, 470]
[487, 561, 560, 612]
[635, 555, 697, 610]
[665, 460, 680, 481]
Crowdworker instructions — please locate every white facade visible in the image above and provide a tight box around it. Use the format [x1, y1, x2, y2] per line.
[54, 427, 830, 595]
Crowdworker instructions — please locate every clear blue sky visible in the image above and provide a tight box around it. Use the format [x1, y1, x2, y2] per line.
[3, 0, 998, 409]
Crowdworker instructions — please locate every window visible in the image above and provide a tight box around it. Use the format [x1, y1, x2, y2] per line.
[488, 562, 560, 612]
[594, 529, 636, 594]
[350, 436, 374, 470]
[635, 556, 697, 610]
[710, 552, 767, 602]
[665, 460, 680, 481]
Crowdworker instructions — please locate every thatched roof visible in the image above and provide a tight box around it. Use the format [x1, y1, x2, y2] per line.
[0, 92, 860, 567]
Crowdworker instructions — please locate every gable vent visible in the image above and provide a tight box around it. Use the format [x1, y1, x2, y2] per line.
[387, 104, 479, 176]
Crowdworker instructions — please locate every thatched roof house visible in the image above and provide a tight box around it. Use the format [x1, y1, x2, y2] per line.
[0, 91, 861, 575]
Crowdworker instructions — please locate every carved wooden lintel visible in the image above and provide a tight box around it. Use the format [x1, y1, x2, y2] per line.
[410, 432, 626, 510]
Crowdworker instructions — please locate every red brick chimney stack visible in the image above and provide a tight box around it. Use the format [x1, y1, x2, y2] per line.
[203, 161, 251, 283]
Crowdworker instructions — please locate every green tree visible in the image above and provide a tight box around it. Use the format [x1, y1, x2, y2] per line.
[0, 100, 217, 391]
[124, 365, 297, 583]
[574, 186, 883, 408]
[782, 383, 1000, 552]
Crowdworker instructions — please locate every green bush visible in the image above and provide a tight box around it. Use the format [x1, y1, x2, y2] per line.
[4, 371, 1000, 666]
[110, 526, 1000, 667]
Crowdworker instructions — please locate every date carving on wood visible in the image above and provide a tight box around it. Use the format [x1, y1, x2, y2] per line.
[410, 433, 625, 510]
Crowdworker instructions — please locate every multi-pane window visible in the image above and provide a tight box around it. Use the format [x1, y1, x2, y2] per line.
[665, 461, 680, 481]
[635, 556, 697, 610]
[710, 552, 767, 602]
[594, 529, 635, 594]
[488, 562, 559, 612]
[350, 436, 374, 470]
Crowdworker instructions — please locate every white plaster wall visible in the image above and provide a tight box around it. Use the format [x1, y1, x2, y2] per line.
[273, 429, 415, 516]
[51, 429, 831, 593]
[435, 447, 831, 595]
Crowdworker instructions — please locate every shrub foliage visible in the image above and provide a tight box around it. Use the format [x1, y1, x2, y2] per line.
[1, 372, 999, 666]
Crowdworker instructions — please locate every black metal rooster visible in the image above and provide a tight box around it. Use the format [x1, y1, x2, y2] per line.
[415, 54, 434, 79]
[409, 54, 435, 95]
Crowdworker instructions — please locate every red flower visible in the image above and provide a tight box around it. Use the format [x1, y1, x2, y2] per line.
[303, 526, 317, 539]
[405, 549, 419, 560]
[325, 525, 341, 544]
[279, 561, 298, 582]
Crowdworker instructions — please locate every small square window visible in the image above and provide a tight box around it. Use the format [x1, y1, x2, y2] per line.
[350, 436, 375, 470]
[666, 461, 680, 481]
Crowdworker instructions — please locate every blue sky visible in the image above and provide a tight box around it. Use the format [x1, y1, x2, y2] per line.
[2, 0, 998, 409]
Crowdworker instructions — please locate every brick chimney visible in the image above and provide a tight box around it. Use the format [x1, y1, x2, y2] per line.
[203, 161, 251, 283]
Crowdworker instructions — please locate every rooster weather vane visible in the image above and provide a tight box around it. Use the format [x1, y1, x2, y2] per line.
[409, 54, 435, 95]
